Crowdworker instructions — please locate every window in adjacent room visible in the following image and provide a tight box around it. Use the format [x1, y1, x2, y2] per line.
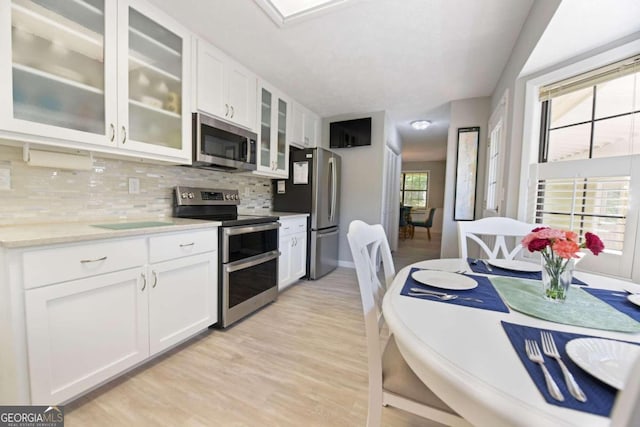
[400, 171, 430, 208]
[531, 54, 639, 277]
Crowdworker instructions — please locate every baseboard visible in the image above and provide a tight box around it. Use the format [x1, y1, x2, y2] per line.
[338, 260, 355, 269]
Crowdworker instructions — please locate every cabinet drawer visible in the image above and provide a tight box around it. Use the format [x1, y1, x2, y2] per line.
[149, 229, 217, 263]
[279, 217, 308, 237]
[23, 238, 147, 289]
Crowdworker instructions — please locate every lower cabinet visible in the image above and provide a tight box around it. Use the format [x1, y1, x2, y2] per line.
[25, 268, 149, 404]
[148, 253, 216, 354]
[278, 216, 308, 291]
[21, 229, 218, 404]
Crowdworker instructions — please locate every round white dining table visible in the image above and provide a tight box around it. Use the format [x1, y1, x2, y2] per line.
[382, 258, 640, 427]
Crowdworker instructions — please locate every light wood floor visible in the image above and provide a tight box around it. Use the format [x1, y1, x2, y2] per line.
[65, 231, 443, 426]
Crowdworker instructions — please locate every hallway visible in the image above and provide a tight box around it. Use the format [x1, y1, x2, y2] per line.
[393, 227, 442, 270]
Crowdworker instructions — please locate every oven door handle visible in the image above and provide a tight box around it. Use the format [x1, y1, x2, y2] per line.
[223, 222, 281, 236]
[224, 250, 280, 273]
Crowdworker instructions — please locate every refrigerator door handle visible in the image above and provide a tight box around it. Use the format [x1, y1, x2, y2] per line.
[328, 157, 337, 222]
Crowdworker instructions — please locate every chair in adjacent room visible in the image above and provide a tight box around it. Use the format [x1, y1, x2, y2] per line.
[409, 207, 436, 240]
[399, 205, 412, 240]
[457, 216, 536, 260]
[347, 220, 468, 427]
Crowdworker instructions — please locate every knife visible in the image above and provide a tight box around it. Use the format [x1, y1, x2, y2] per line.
[481, 259, 493, 272]
[409, 287, 483, 303]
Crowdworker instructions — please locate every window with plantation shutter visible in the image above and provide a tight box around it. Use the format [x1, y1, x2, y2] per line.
[533, 55, 640, 278]
[532, 176, 629, 252]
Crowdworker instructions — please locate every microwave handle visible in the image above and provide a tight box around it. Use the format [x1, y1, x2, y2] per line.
[244, 138, 251, 163]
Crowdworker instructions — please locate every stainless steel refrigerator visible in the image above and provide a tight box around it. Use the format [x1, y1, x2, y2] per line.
[272, 147, 341, 279]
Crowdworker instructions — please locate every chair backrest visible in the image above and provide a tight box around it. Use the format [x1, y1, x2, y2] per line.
[457, 217, 536, 260]
[399, 206, 411, 227]
[347, 220, 396, 375]
[611, 353, 640, 426]
[425, 207, 436, 227]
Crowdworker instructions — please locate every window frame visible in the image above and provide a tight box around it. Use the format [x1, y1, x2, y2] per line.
[522, 48, 640, 279]
[400, 171, 430, 209]
[485, 90, 508, 215]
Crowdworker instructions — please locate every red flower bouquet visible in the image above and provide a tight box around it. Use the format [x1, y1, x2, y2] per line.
[522, 227, 604, 301]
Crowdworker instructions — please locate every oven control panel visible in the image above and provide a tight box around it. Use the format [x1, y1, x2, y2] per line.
[174, 186, 240, 206]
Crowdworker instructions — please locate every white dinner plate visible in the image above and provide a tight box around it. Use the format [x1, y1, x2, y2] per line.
[487, 259, 541, 272]
[627, 294, 640, 308]
[565, 338, 640, 390]
[411, 270, 477, 290]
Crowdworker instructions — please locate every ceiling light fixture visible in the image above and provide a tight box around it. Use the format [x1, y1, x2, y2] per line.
[410, 120, 431, 130]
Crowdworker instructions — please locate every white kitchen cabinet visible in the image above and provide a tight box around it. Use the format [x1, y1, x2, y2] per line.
[278, 216, 307, 290]
[194, 38, 256, 131]
[25, 267, 149, 404]
[20, 228, 217, 405]
[291, 102, 320, 148]
[0, 0, 192, 163]
[255, 80, 290, 178]
[148, 230, 217, 354]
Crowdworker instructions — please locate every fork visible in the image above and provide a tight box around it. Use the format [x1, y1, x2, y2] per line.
[525, 339, 565, 401]
[541, 331, 587, 402]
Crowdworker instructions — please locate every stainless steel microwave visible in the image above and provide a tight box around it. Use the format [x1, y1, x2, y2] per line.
[192, 113, 257, 172]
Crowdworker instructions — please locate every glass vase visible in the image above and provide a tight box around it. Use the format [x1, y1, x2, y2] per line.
[541, 258, 574, 302]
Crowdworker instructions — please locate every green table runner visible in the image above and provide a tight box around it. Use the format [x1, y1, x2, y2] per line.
[491, 277, 640, 333]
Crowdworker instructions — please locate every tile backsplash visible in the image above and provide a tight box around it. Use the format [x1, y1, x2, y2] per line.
[0, 145, 272, 226]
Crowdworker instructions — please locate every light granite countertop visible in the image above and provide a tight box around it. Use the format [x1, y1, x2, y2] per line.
[0, 218, 220, 249]
[0, 212, 310, 249]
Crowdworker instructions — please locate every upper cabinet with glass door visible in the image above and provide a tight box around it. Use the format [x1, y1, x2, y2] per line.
[255, 80, 289, 178]
[118, 0, 190, 161]
[0, 0, 115, 146]
[0, 0, 191, 164]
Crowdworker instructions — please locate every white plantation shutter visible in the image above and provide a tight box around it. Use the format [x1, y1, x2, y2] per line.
[528, 156, 640, 278]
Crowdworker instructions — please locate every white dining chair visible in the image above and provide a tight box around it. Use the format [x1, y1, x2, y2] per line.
[347, 220, 469, 427]
[610, 353, 640, 426]
[457, 216, 536, 260]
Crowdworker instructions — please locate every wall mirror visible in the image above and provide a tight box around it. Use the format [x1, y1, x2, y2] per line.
[454, 127, 480, 221]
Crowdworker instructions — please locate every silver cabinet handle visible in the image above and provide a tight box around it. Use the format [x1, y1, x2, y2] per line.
[230, 105, 234, 118]
[225, 104, 229, 117]
[80, 256, 107, 263]
[109, 123, 116, 142]
[152, 271, 158, 288]
[141, 273, 147, 291]
[179, 242, 195, 247]
[121, 126, 127, 144]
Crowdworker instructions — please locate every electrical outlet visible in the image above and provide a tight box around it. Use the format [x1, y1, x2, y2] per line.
[128, 177, 140, 194]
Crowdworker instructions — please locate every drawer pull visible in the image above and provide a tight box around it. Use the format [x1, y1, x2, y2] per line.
[141, 273, 147, 291]
[152, 271, 158, 288]
[80, 256, 107, 264]
[179, 242, 195, 247]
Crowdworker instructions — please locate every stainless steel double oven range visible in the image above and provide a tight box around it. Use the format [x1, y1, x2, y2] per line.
[173, 186, 279, 328]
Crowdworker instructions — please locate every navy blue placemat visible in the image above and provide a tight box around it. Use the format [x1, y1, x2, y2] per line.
[467, 257, 589, 286]
[582, 288, 640, 323]
[501, 321, 637, 416]
[400, 268, 509, 313]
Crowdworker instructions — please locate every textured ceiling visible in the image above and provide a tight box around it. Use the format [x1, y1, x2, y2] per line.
[148, 0, 535, 161]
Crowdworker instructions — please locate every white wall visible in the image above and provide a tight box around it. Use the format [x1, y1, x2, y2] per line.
[441, 97, 491, 258]
[321, 111, 386, 264]
[490, 0, 561, 218]
[401, 160, 445, 233]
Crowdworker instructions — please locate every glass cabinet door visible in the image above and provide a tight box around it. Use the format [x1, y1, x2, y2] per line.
[10, 0, 107, 134]
[260, 87, 273, 169]
[276, 98, 287, 170]
[125, 6, 183, 150]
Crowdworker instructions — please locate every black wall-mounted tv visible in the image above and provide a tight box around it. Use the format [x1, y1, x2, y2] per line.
[329, 117, 372, 148]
